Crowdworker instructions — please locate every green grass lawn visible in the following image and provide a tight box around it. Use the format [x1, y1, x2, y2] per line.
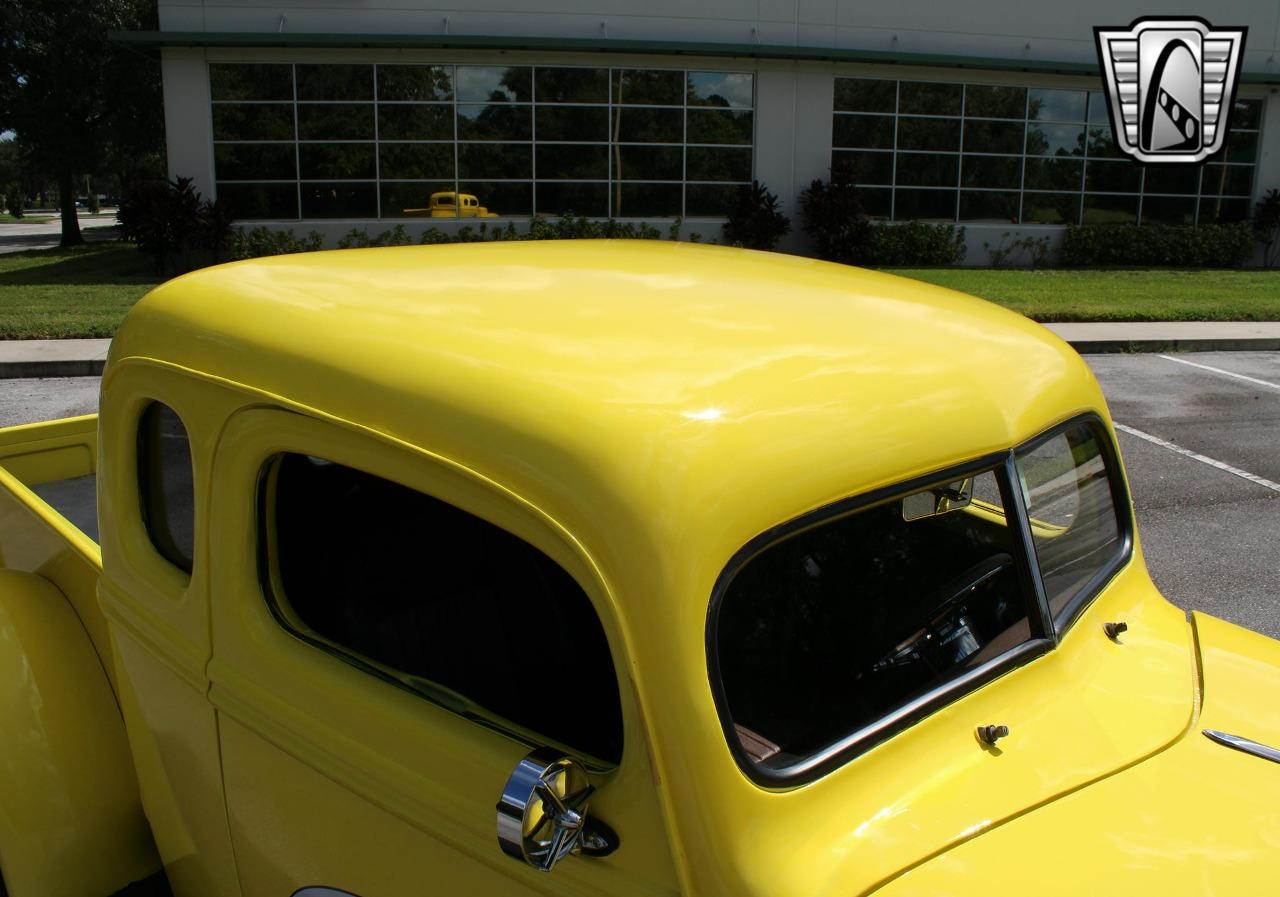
[2, 242, 1279, 340]
[0, 242, 162, 339]
[0, 214, 55, 223]
[888, 268, 1280, 322]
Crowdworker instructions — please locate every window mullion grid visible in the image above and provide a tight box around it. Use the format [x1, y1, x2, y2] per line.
[682, 70, 689, 219]
[453, 67, 461, 210]
[1000, 452, 1055, 643]
[1078, 111, 1089, 225]
[954, 86, 965, 222]
[373, 65, 381, 219]
[292, 63, 301, 221]
[1018, 90, 1029, 225]
[890, 80, 900, 221]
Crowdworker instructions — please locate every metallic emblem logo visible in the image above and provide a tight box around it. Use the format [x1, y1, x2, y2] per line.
[1094, 17, 1247, 164]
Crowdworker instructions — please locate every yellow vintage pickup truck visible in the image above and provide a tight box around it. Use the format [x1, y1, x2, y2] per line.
[402, 191, 499, 218]
[0, 241, 1277, 897]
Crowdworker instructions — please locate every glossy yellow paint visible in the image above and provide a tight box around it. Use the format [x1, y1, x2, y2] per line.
[874, 612, 1280, 894]
[1, 238, 1252, 896]
[0, 566, 158, 896]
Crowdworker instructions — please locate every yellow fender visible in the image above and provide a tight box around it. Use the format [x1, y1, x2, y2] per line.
[0, 568, 159, 896]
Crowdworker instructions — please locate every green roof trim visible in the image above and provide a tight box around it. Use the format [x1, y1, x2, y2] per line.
[109, 30, 1280, 83]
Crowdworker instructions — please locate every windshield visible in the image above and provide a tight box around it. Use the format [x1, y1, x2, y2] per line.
[710, 416, 1128, 783]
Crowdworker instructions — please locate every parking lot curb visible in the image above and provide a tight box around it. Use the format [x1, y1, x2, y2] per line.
[0, 359, 107, 379]
[1063, 337, 1280, 354]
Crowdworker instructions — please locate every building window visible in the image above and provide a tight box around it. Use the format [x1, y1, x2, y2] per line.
[211, 62, 755, 220]
[258, 453, 624, 764]
[832, 77, 1262, 224]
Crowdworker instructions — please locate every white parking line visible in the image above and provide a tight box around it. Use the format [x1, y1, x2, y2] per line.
[1114, 423, 1280, 494]
[1157, 354, 1280, 392]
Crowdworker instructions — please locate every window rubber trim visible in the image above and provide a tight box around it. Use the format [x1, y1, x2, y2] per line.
[705, 411, 1134, 788]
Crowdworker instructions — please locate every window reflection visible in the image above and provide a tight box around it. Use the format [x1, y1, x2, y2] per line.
[831, 75, 1261, 224]
[211, 63, 755, 219]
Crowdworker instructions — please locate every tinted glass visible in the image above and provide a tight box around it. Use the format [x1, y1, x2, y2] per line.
[612, 69, 684, 105]
[535, 67, 608, 103]
[215, 144, 297, 181]
[138, 403, 195, 574]
[960, 190, 1019, 222]
[832, 114, 894, 150]
[377, 65, 453, 102]
[898, 82, 962, 116]
[897, 117, 960, 152]
[1028, 88, 1086, 122]
[261, 454, 623, 763]
[456, 66, 532, 103]
[212, 104, 294, 142]
[300, 182, 377, 217]
[216, 182, 299, 219]
[210, 63, 293, 101]
[377, 104, 454, 141]
[687, 72, 754, 108]
[716, 469, 1032, 772]
[834, 78, 896, 114]
[297, 64, 373, 101]
[1015, 423, 1123, 622]
[965, 85, 1025, 119]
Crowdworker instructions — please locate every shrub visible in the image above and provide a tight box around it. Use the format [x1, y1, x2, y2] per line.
[1061, 223, 1254, 267]
[229, 226, 325, 260]
[863, 221, 966, 266]
[1253, 189, 1280, 268]
[337, 224, 414, 249]
[118, 177, 207, 274]
[722, 181, 791, 250]
[799, 161, 869, 263]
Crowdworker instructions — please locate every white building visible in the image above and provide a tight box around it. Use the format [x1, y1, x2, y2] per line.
[122, 2, 1280, 260]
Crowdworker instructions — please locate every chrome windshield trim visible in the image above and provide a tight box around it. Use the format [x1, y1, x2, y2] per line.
[1203, 729, 1280, 765]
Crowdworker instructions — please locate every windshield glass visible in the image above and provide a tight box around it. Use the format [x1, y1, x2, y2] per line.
[711, 417, 1129, 782]
[714, 468, 1035, 776]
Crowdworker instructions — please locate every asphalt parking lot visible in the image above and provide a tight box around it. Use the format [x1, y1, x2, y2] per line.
[1, 353, 1277, 639]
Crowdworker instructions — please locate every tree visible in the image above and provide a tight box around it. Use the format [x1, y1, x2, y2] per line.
[0, 0, 163, 246]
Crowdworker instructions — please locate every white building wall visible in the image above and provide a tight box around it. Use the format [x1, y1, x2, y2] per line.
[157, 3, 1280, 262]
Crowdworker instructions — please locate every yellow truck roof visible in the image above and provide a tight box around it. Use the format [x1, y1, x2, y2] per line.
[110, 240, 1099, 578]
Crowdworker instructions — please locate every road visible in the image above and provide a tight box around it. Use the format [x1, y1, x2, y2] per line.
[0, 352, 1277, 638]
[0, 211, 121, 253]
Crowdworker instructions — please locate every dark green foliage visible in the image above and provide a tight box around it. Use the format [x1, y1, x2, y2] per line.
[722, 181, 791, 250]
[414, 214, 665, 245]
[801, 163, 965, 266]
[799, 162, 869, 263]
[337, 224, 415, 249]
[862, 221, 967, 266]
[0, 0, 164, 246]
[1061, 223, 1255, 268]
[229, 227, 325, 260]
[117, 177, 238, 273]
[1252, 189, 1280, 268]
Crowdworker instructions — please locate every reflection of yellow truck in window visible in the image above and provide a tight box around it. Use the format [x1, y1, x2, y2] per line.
[403, 191, 498, 218]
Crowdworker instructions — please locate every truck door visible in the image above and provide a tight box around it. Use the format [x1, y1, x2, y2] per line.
[208, 408, 678, 897]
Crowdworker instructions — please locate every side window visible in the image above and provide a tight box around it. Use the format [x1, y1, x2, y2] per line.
[714, 468, 1037, 779]
[258, 453, 624, 765]
[1015, 421, 1125, 624]
[137, 402, 196, 574]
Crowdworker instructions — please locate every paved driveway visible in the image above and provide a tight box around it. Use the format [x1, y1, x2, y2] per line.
[0, 353, 1277, 638]
[0, 212, 121, 253]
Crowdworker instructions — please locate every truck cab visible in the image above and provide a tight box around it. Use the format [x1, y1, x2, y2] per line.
[1, 241, 1277, 897]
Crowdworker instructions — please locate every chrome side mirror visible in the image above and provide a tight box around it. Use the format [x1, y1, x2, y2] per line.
[496, 747, 618, 872]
